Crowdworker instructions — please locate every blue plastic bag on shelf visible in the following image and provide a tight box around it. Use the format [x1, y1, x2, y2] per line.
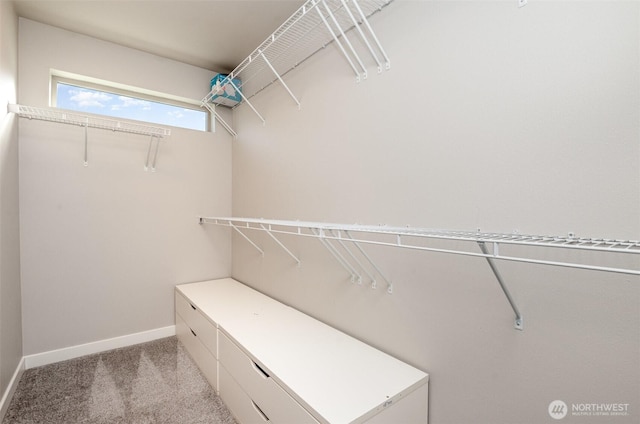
[210, 74, 242, 106]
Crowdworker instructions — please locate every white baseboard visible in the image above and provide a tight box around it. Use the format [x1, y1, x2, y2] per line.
[23, 325, 176, 370]
[0, 356, 25, 421]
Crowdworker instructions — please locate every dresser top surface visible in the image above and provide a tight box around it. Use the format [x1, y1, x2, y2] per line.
[176, 278, 428, 423]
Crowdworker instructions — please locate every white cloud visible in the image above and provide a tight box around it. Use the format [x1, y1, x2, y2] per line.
[118, 96, 151, 109]
[167, 110, 184, 119]
[69, 90, 112, 108]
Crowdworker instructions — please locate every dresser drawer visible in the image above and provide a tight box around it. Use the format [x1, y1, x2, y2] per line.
[220, 365, 271, 424]
[219, 331, 319, 424]
[175, 291, 218, 357]
[176, 312, 218, 391]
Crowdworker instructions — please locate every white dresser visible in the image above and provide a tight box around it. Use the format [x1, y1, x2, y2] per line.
[175, 278, 429, 424]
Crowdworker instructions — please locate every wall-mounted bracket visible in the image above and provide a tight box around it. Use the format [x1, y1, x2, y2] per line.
[330, 229, 374, 286]
[144, 135, 162, 172]
[477, 241, 523, 330]
[202, 102, 237, 138]
[312, 227, 392, 291]
[315, 0, 366, 82]
[83, 119, 89, 166]
[226, 77, 266, 125]
[313, 228, 362, 283]
[259, 50, 301, 109]
[260, 223, 300, 265]
[340, 0, 381, 73]
[343, 230, 393, 293]
[351, 0, 391, 70]
[231, 223, 265, 256]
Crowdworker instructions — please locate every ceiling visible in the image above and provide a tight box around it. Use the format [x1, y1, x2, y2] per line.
[12, 0, 306, 73]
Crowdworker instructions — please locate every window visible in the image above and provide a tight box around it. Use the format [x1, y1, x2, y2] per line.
[52, 75, 208, 132]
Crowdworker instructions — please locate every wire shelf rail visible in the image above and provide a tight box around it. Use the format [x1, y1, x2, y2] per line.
[9, 104, 171, 138]
[9, 103, 170, 170]
[202, 0, 395, 136]
[199, 216, 640, 330]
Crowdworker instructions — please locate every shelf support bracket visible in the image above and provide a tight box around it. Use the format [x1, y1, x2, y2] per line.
[351, 0, 391, 70]
[202, 102, 237, 138]
[231, 223, 264, 256]
[345, 230, 393, 293]
[226, 78, 266, 125]
[144, 135, 155, 171]
[321, 0, 368, 79]
[330, 230, 375, 287]
[260, 224, 300, 266]
[151, 137, 161, 172]
[340, 0, 383, 73]
[144, 136, 162, 172]
[313, 228, 361, 284]
[83, 119, 89, 166]
[259, 50, 301, 109]
[478, 241, 524, 330]
[314, 0, 362, 82]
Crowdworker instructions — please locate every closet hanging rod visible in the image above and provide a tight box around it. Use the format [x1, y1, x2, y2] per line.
[8, 104, 171, 138]
[199, 217, 640, 276]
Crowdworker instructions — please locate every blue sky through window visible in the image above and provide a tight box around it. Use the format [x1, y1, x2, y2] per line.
[56, 83, 207, 131]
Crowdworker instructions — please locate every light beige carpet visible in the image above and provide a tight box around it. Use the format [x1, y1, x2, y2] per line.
[3, 337, 236, 424]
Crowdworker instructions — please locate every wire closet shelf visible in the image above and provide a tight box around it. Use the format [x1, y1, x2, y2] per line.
[202, 0, 394, 135]
[9, 104, 170, 170]
[199, 217, 640, 274]
[199, 217, 640, 331]
[8, 104, 171, 138]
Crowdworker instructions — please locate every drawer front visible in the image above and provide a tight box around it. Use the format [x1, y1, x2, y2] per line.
[219, 331, 319, 424]
[176, 312, 218, 392]
[175, 291, 218, 357]
[220, 365, 270, 424]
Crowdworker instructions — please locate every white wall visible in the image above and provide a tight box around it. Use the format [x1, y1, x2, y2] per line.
[231, 2, 639, 424]
[18, 19, 233, 356]
[0, 0, 22, 408]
